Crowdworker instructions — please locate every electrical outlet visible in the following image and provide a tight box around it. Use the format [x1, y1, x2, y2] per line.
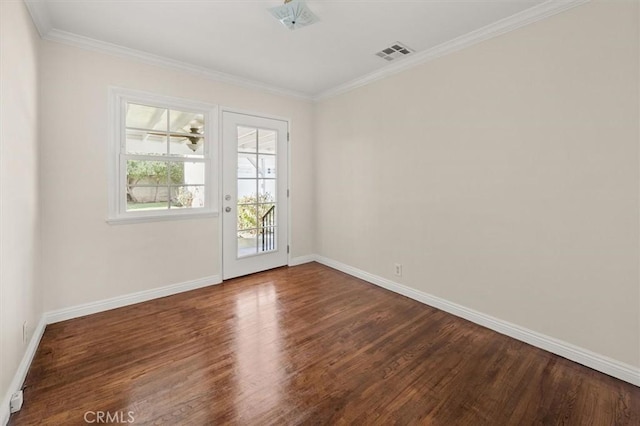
[22, 321, 29, 344]
[394, 263, 402, 277]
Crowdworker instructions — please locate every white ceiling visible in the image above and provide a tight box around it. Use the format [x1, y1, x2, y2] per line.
[28, 0, 571, 99]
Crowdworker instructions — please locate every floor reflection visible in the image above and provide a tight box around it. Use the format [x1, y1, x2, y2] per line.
[232, 283, 283, 422]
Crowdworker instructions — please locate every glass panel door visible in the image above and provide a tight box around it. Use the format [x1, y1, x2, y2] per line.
[236, 128, 278, 258]
[222, 112, 288, 279]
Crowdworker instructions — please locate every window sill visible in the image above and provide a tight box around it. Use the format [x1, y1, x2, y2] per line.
[106, 211, 219, 225]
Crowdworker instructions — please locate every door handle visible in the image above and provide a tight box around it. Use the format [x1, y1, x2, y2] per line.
[225, 207, 232, 213]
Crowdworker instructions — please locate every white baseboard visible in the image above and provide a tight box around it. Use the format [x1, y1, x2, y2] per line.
[3, 259, 636, 426]
[2, 274, 221, 425]
[45, 275, 221, 324]
[313, 255, 640, 387]
[1, 316, 47, 426]
[288, 255, 316, 267]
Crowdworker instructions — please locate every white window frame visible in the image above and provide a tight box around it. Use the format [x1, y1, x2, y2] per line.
[107, 87, 219, 224]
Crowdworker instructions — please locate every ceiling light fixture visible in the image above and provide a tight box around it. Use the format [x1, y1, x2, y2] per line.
[269, 0, 319, 31]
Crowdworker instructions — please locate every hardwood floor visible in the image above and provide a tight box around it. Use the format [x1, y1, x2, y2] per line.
[10, 262, 640, 425]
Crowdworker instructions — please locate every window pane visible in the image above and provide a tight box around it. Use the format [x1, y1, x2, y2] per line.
[258, 155, 276, 178]
[167, 162, 184, 185]
[238, 153, 257, 178]
[169, 110, 204, 134]
[181, 162, 205, 185]
[116, 95, 214, 221]
[237, 204, 257, 231]
[258, 129, 276, 154]
[238, 126, 257, 153]
[126, 186, 169, 212]
[170, 185, 205, 209]
[126, 129, 167, 155]
[170, 135, 204, 157]
[126, 103, 167, 131]
[259, 179, 276, 201]
[127, 160, 169, 186]
[238, 179, 257, 201]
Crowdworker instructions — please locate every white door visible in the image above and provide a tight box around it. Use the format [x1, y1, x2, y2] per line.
[222, 112, 288, 279]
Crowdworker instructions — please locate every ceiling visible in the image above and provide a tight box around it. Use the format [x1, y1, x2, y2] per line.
[26, 0, 579, 99]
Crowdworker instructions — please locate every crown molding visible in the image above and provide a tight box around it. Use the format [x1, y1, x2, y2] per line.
[25, 0, 312, 100]
[42, 28, 312, 100]
[24, 1, 311, 101]
[24, 0, 52, 37]
[42, 29, 314, 101]
[313, 0, 590, 101]
[24, 0, 589, 103]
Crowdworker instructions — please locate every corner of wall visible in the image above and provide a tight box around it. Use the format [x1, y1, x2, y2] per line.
[0, 1, 45, 423]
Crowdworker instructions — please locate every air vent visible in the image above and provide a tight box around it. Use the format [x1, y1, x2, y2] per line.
[375, 42, 414, 62]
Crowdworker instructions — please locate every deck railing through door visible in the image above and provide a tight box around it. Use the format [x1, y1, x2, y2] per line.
[261, 205, 276, 251]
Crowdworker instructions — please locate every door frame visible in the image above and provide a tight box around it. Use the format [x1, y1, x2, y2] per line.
[218, 106, 292, 280]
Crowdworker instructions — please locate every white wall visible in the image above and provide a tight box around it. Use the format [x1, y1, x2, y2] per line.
[39, 41, 315, 311]
[0, 0, 42, 415]
[315, 0, 640, 368]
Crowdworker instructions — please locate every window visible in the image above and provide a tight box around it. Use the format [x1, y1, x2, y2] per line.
[108, 88, 218, 223]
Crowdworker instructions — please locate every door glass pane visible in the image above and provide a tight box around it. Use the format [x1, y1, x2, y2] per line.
[236, 126, 278, 257]
[238, 231, 257, 257]
[258, 129, 276, 154]
[238, 153, 257, 178]
[238, 179, 257, 201]
[259, 179, 276, 201]
[237, 126, 257, 153]
[257, 203, 275, 225]
[258, 155, 276, 178]
[259, 227, 277, 253]
[237, 204, 257, 231]
[258, 204, 276, 254]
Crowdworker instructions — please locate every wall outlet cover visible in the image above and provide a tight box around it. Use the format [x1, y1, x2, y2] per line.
[394, 263, 402, 277]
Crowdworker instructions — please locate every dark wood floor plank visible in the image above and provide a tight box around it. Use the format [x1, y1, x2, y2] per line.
[9, 262, 640, 425]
